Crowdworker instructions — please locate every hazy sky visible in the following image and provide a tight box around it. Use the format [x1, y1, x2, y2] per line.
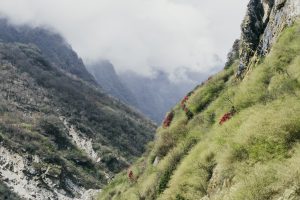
[0, 0, 249, 76]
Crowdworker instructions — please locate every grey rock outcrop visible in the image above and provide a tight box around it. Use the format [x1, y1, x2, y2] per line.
[0, 146, 100, 200]
[239, 0, 300, 66]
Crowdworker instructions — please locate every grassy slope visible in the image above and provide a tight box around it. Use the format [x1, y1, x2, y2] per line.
[98, 22, 300, 200]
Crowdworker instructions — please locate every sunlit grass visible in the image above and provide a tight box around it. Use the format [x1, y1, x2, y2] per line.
[98, 21, 300, 200]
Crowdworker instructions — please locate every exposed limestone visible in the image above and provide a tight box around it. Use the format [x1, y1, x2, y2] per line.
[0, 146, 100, 200]
[61, 117, 113, 180]
[277, 186, 299, 200]
[153, 156, 160, 166]
[259, 0, 300, 55]
[61, 117, 101, 163]
[240, 0, 300, 68]
[0, 146, 66, 200]
[81, 189, 101, 200]
[200, 196, 210, 200]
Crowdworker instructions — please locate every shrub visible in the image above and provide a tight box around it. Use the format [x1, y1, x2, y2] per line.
[194, 80, 224, 113]
[230, 144, 249, 162]
[175, 194, 185, 200]
[157, 140, 198, 196]
[39, 116, 72, 150]
[158, 166, 175, 194]
[155, 131, 176, 158]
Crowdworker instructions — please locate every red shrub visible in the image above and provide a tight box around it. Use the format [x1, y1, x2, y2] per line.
[163, 111, 174, 128]
[181, 96, 188, 104]
[180, 96, 189, 109]
[180, 103, 186, 109]
[219, 111, 236, 125]
[184, 107, 189, 113]
[128, 170, 134, 181]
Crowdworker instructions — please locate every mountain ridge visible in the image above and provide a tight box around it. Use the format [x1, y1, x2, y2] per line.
[87, 60, 140, 109]
[0, 18, 96, 84]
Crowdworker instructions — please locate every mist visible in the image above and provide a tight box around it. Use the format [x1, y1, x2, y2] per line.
[0, 0, 248, 77]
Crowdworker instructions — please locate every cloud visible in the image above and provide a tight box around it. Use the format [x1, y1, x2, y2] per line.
[0, 0, 249, 76]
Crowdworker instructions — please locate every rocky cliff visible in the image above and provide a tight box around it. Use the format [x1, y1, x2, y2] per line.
[240, 0, 300, 66]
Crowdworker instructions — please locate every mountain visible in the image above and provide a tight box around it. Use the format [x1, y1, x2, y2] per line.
[0, 18, 95, 84]
[120, 70, 207, 123]
[0, 20, 155, 199]
[87, 59, 209, 123]
[99, 0, 300, 199]
[87, 61, 139, 108]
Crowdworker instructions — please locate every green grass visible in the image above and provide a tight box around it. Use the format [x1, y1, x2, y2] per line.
[98, 21, 300, 200]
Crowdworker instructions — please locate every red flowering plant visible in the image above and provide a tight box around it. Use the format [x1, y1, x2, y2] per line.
[219, 112, 232, 125]
[180, 96, 189, 109]
[128, 169, 136, 182]
[219, 106, 236, 125]
[163, 111, 174, 128]
[180, 92, 195, 120]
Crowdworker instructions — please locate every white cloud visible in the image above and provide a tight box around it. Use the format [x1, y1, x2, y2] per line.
[0, 0, 249, 76]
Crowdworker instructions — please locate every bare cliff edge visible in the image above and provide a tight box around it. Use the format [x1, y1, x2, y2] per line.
[0, 22, 155, 199]
[239, 0, 300, 66]
[98, 0, 300, 199]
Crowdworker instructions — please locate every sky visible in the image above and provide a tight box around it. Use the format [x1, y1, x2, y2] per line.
[0, 0, 249, 77]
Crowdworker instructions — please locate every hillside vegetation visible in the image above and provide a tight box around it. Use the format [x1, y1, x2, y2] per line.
[98, 21, 300, 200]
[0, 41, 155, 199]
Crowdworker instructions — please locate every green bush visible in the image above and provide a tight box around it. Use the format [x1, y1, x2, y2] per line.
[154, 131, 176, 158]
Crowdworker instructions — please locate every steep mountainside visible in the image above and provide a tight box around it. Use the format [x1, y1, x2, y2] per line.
[0, 19, 95, 84]
[0, 24, 155, 199]
[99, 0, 300, 199]
[87, 61, 139, 108]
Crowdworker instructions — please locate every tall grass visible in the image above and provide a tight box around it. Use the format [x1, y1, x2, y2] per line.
[98, 21, 300, 200]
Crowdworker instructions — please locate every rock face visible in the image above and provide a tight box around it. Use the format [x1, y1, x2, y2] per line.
[0, 22, 155, 199]
[0, 146, 99, 200]
[258, 0, 300, 54]
[240, 0, 300, 66]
